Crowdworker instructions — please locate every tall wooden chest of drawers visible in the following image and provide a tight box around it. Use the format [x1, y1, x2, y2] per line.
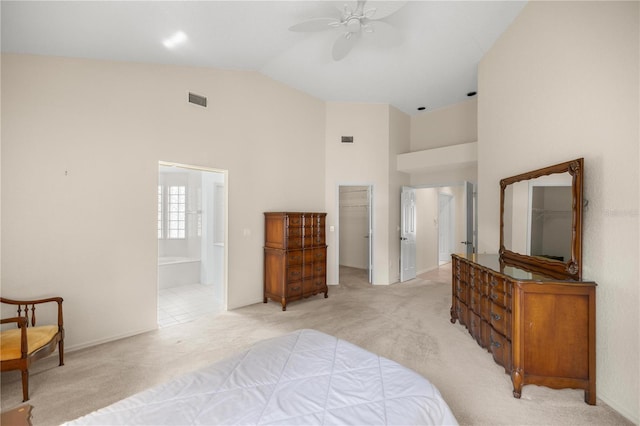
[451, 253, 596, 404]
[263, 212, 328, 311]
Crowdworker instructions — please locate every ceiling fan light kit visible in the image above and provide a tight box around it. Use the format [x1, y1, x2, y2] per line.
[289, 0, 405, 61]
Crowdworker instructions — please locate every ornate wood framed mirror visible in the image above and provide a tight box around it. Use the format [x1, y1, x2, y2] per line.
[499, 158, 583, 280]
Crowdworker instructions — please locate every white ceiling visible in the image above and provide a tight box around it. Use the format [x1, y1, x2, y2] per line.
[0, 1, 527, 115]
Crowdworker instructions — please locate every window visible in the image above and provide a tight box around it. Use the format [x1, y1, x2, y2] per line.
[167, 186, 186, 239]
[157, 185, 186, 239]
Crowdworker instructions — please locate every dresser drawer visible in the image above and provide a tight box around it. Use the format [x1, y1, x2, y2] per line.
[480, 294, 491, 322]
[312, 247, 326, 262]
[490, 329, 511, 370]
[313, 276, 326, 288]
[302, 234, 314, 247]
[313, 263, 326, 277]
[455, 281, 468, 304]
[488, 273, 507, 294]
[287, 235, 303, 249]
[287, 282, 302, 297]
[287, 265, 303, 282]
[302, 263, 313, 278]
[469, 287, 481, 314]
[490, 304, 511, 338]
[287, 215, 303, 227]
[469, 311, 482, 346]
[469, 266, 478, 288]
[489, 288, 509, 308]
[287, 250, 303, 266]
[313, 231, 326, 246]
[455, 301, 469, 327]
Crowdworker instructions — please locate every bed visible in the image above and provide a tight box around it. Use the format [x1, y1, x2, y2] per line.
[65, 329, 458, 425]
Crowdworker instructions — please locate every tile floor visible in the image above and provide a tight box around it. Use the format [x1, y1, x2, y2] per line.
[157, 283, 223, 328]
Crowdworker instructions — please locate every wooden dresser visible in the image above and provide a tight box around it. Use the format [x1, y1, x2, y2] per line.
[263, 212, 328, 311]
[450, 253, 596, 404]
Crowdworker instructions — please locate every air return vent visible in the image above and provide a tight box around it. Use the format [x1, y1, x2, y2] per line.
[188, 92, 207, 107]
[341, 136, 354, 143]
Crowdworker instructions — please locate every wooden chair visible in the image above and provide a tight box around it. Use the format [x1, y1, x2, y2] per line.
[1, 297, 64, 401]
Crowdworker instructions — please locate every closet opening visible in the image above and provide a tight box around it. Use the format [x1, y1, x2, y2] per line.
[337, 185, 373, 285]
[157, 162, 228, 327]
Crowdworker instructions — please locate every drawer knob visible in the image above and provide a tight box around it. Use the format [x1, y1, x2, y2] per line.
[491, 313, 502, 321]
[491, 294, 499, 301]
[490, 338, 502, 348]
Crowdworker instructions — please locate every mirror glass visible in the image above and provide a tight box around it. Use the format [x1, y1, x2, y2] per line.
[503, 172, 573, 262]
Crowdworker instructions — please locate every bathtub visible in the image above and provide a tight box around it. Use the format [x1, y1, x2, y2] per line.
[158, 257, 201, 289]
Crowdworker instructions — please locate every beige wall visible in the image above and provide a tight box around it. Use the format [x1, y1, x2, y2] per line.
[416, 188, 439, 273]
[1, 54, 326, 350]
[325, 102, 392, 285]
[408, 99, 478, 186]
[478, 1, 639, 422]
[410, 98, 477, 152]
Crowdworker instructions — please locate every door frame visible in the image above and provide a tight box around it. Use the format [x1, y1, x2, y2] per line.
[158, 161, 229, 311]
[438, 192, 455, 263]
[335, 183, 374, 285]
[403, 181, 477, 271]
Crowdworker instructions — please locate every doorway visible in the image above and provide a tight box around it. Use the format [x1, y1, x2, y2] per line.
[438, 192, 454, 264]
[407, 183, 475, 276]
[157, 162, 227, 327]
[337, 185, 373, 284]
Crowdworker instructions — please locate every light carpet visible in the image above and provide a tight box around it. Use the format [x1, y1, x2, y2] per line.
[0, 265, 632, 425]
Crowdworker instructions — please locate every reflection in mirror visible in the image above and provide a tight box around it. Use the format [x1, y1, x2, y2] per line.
[503, 173, 573, 262]
[500, 158, 583, 280]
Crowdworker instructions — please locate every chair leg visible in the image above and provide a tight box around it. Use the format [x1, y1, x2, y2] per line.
[59, 339, 65, 366]
[21, 368, 29, 402]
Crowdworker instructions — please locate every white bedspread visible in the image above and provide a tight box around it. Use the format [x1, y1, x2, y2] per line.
[66, 329, 457, 425]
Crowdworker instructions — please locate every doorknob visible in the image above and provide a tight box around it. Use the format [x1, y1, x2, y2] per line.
[401, 237, 408, 241]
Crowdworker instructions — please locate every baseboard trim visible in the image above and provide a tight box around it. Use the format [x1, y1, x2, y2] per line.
[66, 326, 158, 353]
[417, 265, 440, 275]
[597, 393, 638, 425]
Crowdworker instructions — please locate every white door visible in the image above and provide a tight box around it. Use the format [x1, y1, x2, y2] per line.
[438, 193, 454, 263]
[367, 186, 373, 283]
[463, 181, 476, 256]
[400, 187, 417, 282]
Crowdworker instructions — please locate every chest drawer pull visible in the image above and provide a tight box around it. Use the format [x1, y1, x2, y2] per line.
[491, 313, 502, 321]
[490, 338, 502, 348]
[491, 294, 499, 301]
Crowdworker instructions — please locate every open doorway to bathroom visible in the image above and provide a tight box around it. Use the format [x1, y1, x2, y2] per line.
[157, 162, 227, 327]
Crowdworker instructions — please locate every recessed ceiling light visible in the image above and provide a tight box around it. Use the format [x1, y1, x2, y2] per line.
[417, 107, 426, 111]
[163, 31, 187, 49]
[467, 91, 477, 97]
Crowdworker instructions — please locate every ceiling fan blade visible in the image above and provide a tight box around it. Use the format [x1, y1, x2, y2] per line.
[289, 18, 340, 32]
[365, 20, 402, 48]
[332, 33, 359, 61]
[367, 1, 407, 20]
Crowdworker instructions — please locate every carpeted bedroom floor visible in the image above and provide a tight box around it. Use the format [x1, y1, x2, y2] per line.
[0, 264, 632, 425]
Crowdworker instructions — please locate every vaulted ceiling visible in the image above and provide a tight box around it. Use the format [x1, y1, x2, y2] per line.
[1, 1, 527, 115]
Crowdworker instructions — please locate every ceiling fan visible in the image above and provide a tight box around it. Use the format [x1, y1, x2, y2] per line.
[289, 0, 406, 61]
